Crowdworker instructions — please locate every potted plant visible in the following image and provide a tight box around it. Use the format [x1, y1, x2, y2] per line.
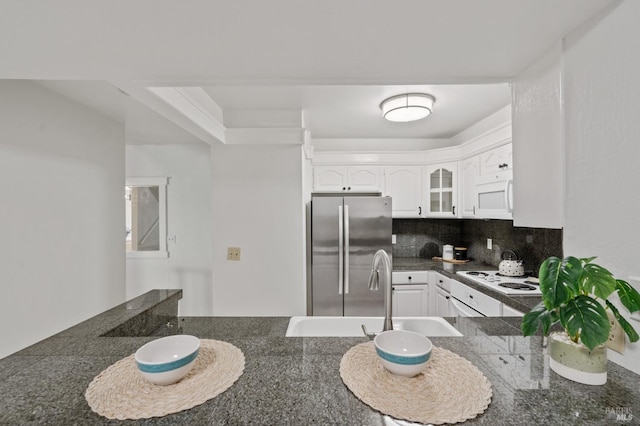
[521, 256, 640, 385]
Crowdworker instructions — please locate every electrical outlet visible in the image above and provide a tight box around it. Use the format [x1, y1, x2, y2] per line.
[486, 238, 492, 250]
[606, 310, 625, 354]
[227, 247, 241, 261]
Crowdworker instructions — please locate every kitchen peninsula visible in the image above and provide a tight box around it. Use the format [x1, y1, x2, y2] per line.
[1, 289, 638, 425]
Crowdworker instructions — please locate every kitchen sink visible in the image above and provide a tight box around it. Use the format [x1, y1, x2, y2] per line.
[285, 316, 463, 337]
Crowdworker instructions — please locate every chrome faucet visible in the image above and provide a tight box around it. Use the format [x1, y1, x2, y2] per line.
[363, 249, 393, 338]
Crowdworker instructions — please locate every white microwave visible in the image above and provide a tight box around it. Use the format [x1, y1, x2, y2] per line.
[474, 170, 513, 219]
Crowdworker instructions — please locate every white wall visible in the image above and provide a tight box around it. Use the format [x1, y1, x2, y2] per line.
[210, 144, 306, 316]
[511, 43, 564, 229]
[563, 0, 640, 374]
[0, 81, 125, 358]
[126, 144, 213, 316]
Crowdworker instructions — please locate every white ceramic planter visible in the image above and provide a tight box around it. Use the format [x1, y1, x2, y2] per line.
[548, 332, 607, 385]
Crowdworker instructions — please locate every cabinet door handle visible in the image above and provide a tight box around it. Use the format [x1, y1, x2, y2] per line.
[342, 187, 346, 191]
[446, 296, 450, 300]
[418, 206, 422, 215]
[347, 186, 351, 190]
[408, 276, 412, 281]
[452, 206, 456, 215]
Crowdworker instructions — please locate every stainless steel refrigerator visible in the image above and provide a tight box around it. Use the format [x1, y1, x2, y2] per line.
[310, 195, 392, 316]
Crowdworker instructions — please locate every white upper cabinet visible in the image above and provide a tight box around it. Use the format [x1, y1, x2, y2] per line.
[313, 165, 347, 191]
[348, 166, 384, 192]
[313, 165, 383, 192]
[479, 143, 513, 175]
[384, 166, 422, 218]
[423, 163, 458, 218]
[460, 156, 480, 218]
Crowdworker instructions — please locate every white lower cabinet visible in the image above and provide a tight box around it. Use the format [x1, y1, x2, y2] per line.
[392, 284, 429, 317]
[435, 287, 452, 317]
[392, 270, 524, 318]
[392, 271, 429, 316]
[450, 279, 503, 317]
[432, 272, 452, 317]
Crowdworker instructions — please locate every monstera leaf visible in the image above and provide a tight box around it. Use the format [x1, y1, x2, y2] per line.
[521, 301, 558, 337]
[539, 256, 583, 310]
[580, 262, 617, 300]
[522, 255, 640, 351]
[615, 279, 640, 313]
[606, 300, 640, 343]
[559, 295, 610, 350]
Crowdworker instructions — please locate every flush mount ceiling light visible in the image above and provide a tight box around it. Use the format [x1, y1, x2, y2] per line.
[380, 93, 435, 123]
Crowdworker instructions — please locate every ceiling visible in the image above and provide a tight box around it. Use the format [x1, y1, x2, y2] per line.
[204, 84, 511, 140]
[6, 1, 619, 147]
[36, 81, 203, 145]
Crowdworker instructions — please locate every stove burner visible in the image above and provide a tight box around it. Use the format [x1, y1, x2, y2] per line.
[499, 282, 537, 290]
[465, 271, 485, 276]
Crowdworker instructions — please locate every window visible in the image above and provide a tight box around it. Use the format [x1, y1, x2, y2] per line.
[126, 177, 168, 258]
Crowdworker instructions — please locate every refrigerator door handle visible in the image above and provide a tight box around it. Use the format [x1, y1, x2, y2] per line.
[344, 204, 350, 294]
[338, 205, 344, 295]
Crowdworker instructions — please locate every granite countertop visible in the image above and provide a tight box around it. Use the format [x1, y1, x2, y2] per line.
[1, 290, 639, 425]
[393, 257, 542, 314]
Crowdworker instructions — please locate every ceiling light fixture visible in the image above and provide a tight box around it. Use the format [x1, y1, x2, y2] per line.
[380, 93, 435, 123]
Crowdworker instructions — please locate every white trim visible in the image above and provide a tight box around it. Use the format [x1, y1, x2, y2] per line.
[148, 87, 227, 143]
[312, 146, 463, 166]
[111, 82, 225, 145]
[126, 177, 168, 187]
[224, 128, 306, 145]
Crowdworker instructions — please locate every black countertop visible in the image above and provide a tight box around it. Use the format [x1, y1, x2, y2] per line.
[1, 290, 639, 425]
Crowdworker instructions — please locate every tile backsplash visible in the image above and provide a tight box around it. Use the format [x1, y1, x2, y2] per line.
[392, 219, 563, 275]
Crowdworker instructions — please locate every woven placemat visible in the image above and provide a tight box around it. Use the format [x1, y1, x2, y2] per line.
[85, 339, 245, 420]
[340, 342, 492, 425]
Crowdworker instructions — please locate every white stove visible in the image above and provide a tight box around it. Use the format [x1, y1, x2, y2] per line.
[456, 271, 542, 296]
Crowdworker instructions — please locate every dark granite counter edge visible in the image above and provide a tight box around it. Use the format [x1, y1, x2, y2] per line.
[2, 291, 639, 425]
[11, 289, 182, 357]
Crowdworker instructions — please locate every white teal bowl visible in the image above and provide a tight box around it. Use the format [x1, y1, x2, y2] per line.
[134, 335, 200, 385]
[374, 330, 432, 377]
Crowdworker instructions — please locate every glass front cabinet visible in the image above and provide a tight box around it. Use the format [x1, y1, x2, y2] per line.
[423, 163, 458, 217]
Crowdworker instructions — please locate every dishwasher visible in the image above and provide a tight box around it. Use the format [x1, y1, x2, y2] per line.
[450, 279, 502, 317]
